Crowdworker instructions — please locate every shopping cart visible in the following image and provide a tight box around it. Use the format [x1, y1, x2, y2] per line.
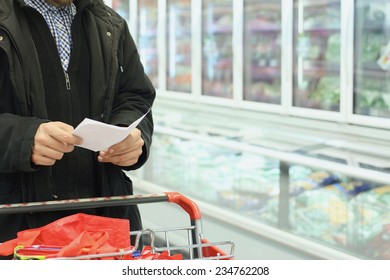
[0, 192, 234, 260]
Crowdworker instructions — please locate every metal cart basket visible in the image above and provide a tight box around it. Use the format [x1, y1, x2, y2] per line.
[0, 192, 234, 260]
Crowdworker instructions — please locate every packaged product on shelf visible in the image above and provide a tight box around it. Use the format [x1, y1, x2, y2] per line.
[217, 191, 270, 214]
[364, 3, 387, 30]
[258, 168, 341, 228]
[255, 196, 279, 226]
[377, 41, 390, 71]
[289, 187, 350, 245]
[355, 77, 388, 112]
[289, 166, 340, 196]
[347, 185, 390, 253]
[322, 180, 372, 197]
[216, 14, 233, 30]
[288, 179, 373, 246]
[295, 33, 321, 59]
[360, 33, 387, 63]
[217, 154, 279, 215]
[302, 8, 340, 31]
[309, 76, 340, 110]
[234, 154, 280, 196]
[245, 82, 281, 103]
[325, 32, 341, 63]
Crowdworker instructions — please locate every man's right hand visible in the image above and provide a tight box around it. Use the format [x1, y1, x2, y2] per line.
[31, 122, 83, 166]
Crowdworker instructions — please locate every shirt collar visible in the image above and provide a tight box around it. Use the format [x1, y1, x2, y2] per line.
[25, 0, 77, 16]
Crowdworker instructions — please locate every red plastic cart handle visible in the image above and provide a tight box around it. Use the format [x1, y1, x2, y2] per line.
[165, 192, 202, 220]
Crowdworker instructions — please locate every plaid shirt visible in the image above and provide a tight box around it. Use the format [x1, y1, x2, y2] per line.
[25, 0, 76, 72]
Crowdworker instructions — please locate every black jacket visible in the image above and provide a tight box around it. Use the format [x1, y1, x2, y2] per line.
[0, 0, 155, 242]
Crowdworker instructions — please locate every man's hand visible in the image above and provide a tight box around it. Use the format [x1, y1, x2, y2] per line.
[98, 128, 144, 167]
[31, 122, 83, 166]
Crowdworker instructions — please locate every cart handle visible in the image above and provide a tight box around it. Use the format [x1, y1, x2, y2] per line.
[165, 192, 201, 220]
[0, 192, 202, 220]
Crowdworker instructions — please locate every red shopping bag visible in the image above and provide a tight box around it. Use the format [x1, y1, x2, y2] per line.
[123, 246, 183, 260]
[0, 213, 130, 258]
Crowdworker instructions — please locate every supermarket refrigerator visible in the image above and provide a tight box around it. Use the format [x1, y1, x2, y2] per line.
[353, 0, 390, 119]
[112, 0, 390, 259]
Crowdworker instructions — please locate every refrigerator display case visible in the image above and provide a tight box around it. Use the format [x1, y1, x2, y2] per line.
[293, 0, 341, 111]
[243, 0, 282, 104]
[137, 0, 159, 88]
[166, 0, 192, 93]
[113, 0, 390, 259]
[353, 0, 390, 118]
[202, 0, 234, 98]
[124, 0, 390, 126]
[138, 104, 390, 259]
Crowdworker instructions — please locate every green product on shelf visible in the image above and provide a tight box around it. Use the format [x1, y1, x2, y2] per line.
[309, 76, 340, 110]
[325, 33, 341, 63]
[360, 33, 387, 63]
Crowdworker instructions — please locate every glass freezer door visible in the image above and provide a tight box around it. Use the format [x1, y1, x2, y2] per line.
[243, 0, 282, 104]
[354, 0, 390, 118]
[166, 0, 192, 93]
[202, 0, 234, 98]
[293, 0, 341, 111]
[137, 0, 159, 88]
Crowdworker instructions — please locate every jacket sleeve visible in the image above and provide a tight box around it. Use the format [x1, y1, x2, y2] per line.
[0, 113, 47, 173]
[109, 21, 156, 171]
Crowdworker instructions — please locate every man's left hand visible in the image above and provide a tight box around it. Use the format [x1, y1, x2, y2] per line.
[98, 128, 144, 167]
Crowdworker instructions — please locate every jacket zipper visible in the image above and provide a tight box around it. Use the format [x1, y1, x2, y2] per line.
[64, 72, 71, 91]
[61, 2, 94, 92]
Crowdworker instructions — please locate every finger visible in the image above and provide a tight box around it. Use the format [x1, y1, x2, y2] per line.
[31, 154, 56, 166]
[98, 148, 142, 165]
[106, 136, 144, 157]
[35, 134, 75, 154]
[99, 142, 141, 159]
[108, 129, 142, 154]
[45, 122, 83, 145]
[32, 144, 65, 161]
[107, 140, 132, 155]
[50, 121, 74, 132]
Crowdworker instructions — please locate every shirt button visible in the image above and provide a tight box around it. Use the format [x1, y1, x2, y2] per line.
[57, 23, 64, 29]
[0, 36, 3, 41]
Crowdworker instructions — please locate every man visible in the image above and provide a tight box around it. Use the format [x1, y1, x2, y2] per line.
[0, 0, 155, 248]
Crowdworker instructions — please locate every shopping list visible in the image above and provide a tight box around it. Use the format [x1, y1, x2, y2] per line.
[72, 109, 150, 152]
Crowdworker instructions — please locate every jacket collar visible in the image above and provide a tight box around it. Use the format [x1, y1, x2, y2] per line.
[0, 0, 96, 21]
